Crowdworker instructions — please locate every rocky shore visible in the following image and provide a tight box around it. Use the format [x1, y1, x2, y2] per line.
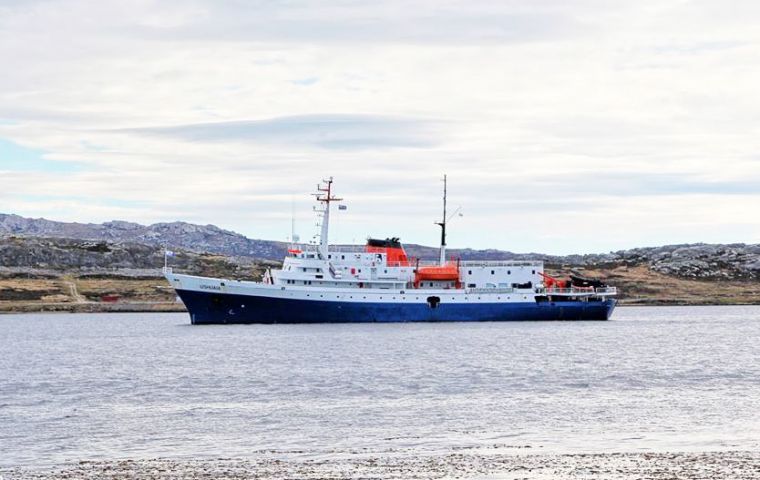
[3, 451, 759, 479]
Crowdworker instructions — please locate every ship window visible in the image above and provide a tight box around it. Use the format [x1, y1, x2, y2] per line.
[468, 270, 472, 275]
[384, 269, 388, 273]
[467, 283, 476, 288]
[491, 270, 495, 275]
[328, 254, 332, 259]
[429, 282, 433, 287]
[532, 270, 536, 274]
[508, 270, 511, 274]
[342, 255, 345, 260]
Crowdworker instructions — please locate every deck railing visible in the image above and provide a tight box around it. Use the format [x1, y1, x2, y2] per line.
[541, 286, 617, 295]
[459, 260, 543, 267]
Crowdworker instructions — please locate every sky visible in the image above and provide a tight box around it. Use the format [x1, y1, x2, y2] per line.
[1, 0, 759, 254]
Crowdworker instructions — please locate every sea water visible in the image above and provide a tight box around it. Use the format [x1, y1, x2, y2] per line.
[1, 306, 758, 467]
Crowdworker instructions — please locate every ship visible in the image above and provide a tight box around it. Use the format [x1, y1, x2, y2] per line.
[164, 177, 617, 324]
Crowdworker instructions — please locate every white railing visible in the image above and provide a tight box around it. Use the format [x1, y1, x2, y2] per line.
[466, 287, 514, 294]
[459, 260, 543, 267]
[540, 286, 617, 295]
[595, 287, 617, 295]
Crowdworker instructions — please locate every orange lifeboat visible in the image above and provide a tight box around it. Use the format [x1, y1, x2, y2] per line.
[414, 262, 461, 288]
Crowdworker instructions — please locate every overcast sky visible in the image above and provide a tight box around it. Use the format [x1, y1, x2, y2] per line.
[1, 0, 759, 254]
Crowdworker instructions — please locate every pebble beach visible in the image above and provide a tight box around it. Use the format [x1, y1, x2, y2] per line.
[3, 451, 760, 479]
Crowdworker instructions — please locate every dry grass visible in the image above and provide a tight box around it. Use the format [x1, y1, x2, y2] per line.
[0, 276, 179, 312]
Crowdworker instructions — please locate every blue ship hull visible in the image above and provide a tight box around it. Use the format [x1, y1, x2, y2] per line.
[176, 289, 616, 324]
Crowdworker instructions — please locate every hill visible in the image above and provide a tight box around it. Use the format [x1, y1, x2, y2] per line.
[1, 213, 759, 311]
[0, 213, 284, 259]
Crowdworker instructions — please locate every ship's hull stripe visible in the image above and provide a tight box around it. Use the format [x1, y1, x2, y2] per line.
[176, 289, 616, 324]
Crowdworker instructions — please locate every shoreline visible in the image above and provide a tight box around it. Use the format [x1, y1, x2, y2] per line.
[4, 451, 759, 479]
[0, 301, 187, 314]
[2, 300, 760, 314]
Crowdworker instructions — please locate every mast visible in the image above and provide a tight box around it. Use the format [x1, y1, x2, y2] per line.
[289, 195, 299, 245]
[435, 174, 447, 265]
[313, 177, 342, 259]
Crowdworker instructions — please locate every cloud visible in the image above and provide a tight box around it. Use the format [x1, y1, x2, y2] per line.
[126, 114, 445, 150]
[1, 0, 760, 253]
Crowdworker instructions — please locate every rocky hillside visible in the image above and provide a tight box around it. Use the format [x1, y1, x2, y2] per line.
[1, 233, 760, 309]
[3, 213, 760, 281]
[0, 213, 284, 259]
[0, 235, 274, 280]
[0, 235, 278, 313]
